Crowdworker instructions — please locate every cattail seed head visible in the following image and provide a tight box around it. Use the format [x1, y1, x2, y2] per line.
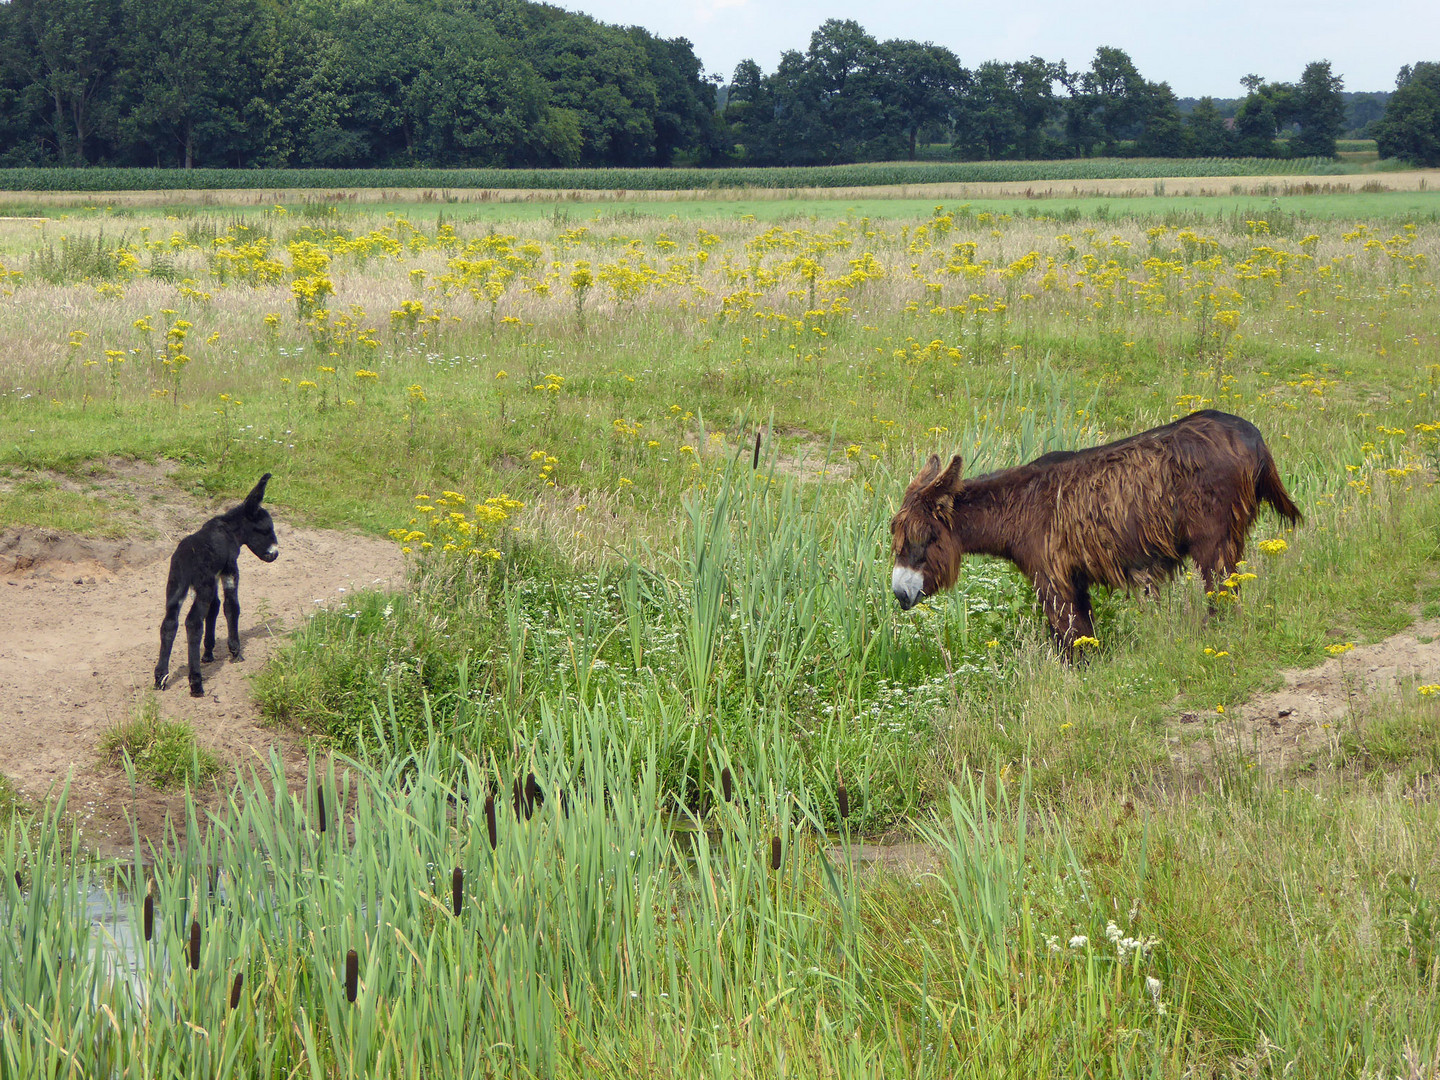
[512, 777, 524, 819]
[721, 767, 733, 802]
[753, 431, 761, 470]
[12, 870, 19, 892]
[188, 921, 201, 971]
[770, 836, 782, 872]
[316, 787, 327, 834]
[838, 783, 849, 821]
[485, 793, 497, 849]
[451, 867, 463, 917]
[230, 972, 244, 1010]
[143, 894, 154, 942]
[525, 772, 542, 814]
[345, 949, 358, 1003]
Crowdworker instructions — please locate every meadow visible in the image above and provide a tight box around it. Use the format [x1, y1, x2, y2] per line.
[2, 186, 1440, 1076]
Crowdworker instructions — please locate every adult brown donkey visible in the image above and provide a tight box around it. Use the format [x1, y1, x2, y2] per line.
[890, 410, 1301, 657]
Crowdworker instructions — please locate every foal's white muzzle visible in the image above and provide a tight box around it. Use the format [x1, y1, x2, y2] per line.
[892, 565, 924, 610]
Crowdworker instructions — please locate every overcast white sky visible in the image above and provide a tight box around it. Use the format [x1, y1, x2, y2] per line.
[556, 0, 1439, 97]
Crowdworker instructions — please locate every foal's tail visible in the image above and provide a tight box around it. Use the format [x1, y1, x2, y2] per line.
[1257, 447, 1302, 524]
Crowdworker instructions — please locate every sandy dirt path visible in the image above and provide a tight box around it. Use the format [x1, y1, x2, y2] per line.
[1169, 617, 1440, 773]
[0, 469, 403, 853]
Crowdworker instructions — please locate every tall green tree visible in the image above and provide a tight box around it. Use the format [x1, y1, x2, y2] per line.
[6, 0, 120, 164]
[118, 0, 267, 167]
[628, 29, 726, 165]
[798, 19, 884, 163]
[0, 4, 49, 164]
[954, 59, 1060, 160]
[1291, 60, 1345, 156]
[1184, 96, 1233, 155]
[407, 12, 549, 166]
[1233, 95, 1280, 156]
[1373, 62, 1440, 166]
[1011, 56, 1066, 158]
[723, 58, 780, 163]
[1231, 74, 1295, 157]
[518, 7, 660, 166]
[874, 40, 965, 159]
[1073, 46, 1149, 155]
[1135, 82, 1186, 156]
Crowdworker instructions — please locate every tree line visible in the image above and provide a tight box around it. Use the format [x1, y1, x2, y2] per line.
[0, 0, 727, 168]
[0, 2, 1421, 170]
[726, 22, 1350, 164]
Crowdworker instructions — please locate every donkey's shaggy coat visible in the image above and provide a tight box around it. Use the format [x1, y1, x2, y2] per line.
[154, 474, 279, 696]
[890, 411, 1300, 655]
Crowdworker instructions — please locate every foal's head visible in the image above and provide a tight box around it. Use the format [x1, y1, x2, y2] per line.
[890, 454, 964, 610]
[232, 473, 279, 562]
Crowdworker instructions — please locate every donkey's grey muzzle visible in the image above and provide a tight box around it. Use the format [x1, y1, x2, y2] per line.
[892, 565, 924, 610]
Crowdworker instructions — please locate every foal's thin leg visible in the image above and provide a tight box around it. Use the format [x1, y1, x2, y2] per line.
[155, 593, 184, 690]
[221, 570, 242, 661]
[202, 578, 220, 663]
[185, 594, 211, 697]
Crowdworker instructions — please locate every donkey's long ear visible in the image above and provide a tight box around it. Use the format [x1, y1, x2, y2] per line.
[243, 473, 272, 512]
[906, 454, 942, 495]
[929, 455, 964, 495]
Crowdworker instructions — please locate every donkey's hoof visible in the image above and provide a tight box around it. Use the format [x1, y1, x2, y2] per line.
[189, 682, 205, 698]
[155, 671, 170, 691]
[229, 647, 243, 663]
[201, 651, 215, 664]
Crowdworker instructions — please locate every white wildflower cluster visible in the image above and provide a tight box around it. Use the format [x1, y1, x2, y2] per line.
[1105, 919, 1161, 962]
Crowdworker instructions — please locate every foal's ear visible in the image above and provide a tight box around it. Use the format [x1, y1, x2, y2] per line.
[243, 473, 272, 512]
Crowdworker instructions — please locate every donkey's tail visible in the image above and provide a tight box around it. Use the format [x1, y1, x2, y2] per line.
[1257, 448, 1302, 524]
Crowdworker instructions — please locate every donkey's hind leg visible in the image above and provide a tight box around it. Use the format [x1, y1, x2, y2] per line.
[185, 593, 211, 697]
[201, 578, 221, 663]
[1194, 533, 1243, 620]
[221, 571, 242, 661]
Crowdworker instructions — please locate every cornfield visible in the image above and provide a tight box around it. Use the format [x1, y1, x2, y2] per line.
[0, 158, 1350, 193]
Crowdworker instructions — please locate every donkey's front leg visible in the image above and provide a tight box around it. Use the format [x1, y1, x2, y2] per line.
[1037, 574, 1094, 664]
[221, 569, 243, 661]
[185, 594, 211, 697]
[155, 597, 183, 690]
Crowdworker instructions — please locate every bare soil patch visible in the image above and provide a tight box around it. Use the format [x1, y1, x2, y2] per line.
[1169, 617, 1440, 773]
[0, 466, 404, 853]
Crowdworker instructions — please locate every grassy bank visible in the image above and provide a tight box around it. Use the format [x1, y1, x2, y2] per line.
[4, 724, 1438, 1077]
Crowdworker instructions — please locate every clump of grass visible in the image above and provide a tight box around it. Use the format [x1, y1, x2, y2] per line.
[98, 694, 223, 790]
[0, 773, 22, 823]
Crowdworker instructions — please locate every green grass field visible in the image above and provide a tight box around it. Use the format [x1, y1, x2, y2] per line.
[3, 183, 1439, 1077]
